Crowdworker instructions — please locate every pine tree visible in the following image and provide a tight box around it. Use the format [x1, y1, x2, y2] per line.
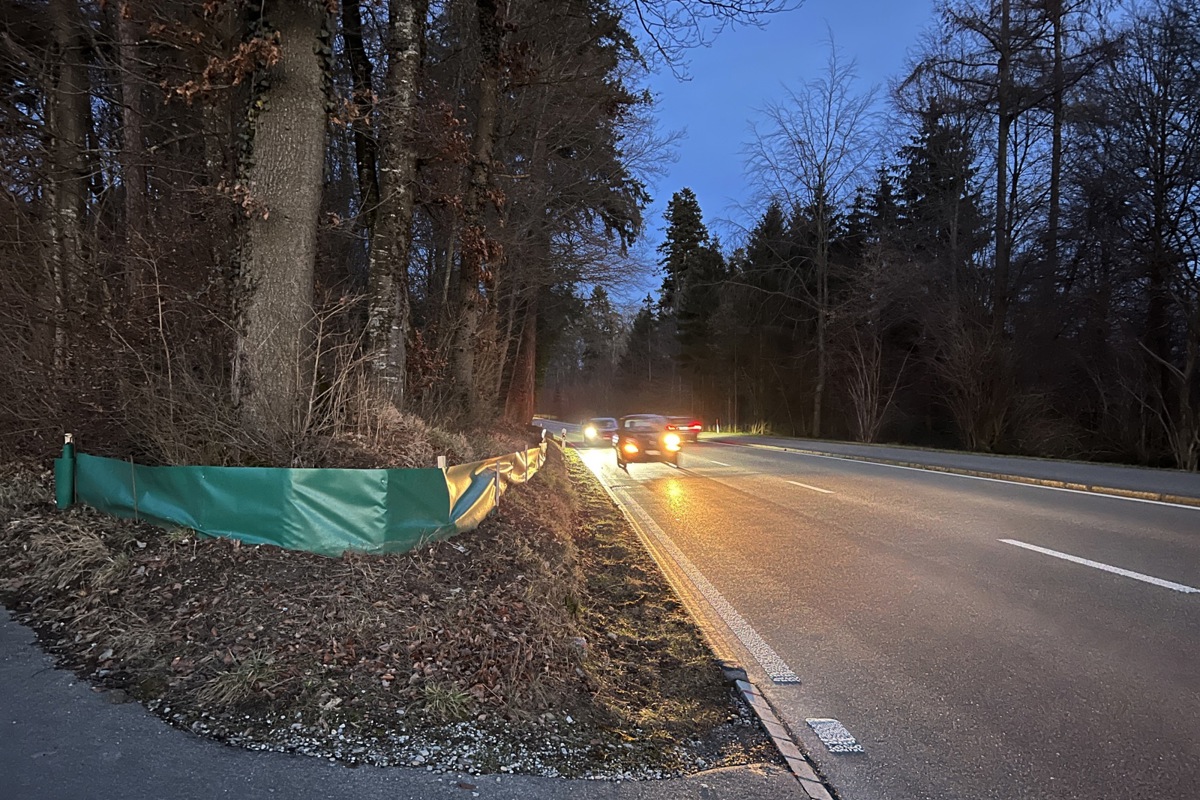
[657, 188, 709, 314]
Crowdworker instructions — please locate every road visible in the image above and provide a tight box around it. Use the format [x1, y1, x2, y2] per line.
[564, 432, 1200, 800]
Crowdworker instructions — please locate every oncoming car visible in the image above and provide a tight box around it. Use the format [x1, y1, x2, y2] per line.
[666, 416, 703, 443]
[614, 414, 683, 470]
[582, 417, 618, 446]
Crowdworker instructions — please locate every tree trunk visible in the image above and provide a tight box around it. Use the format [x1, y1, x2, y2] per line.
[812, 193, 828, 439]
[992, 0, 1012, 335]
[342, 0, 381, 232]
[504, 291, 538, 425]
[116, 1, 147, 303]
[365, 0, 428, 408]
[235, 0, 328, 432]
[450, 0, 506, 418]
[48, 0, 88, 373]
[1047, 0, 1063, 285]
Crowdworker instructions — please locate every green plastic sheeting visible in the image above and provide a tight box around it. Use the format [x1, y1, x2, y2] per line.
[54, 444, 547, 558]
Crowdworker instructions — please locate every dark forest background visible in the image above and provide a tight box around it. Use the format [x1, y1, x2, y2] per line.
[542, 0, 1200, 471]
[1, 0, 1197, 471]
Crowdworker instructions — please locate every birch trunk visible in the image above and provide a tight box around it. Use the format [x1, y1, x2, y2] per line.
[365, 0, 428, 408]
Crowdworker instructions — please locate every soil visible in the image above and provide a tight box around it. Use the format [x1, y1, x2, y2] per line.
[0, 443, 780, 778]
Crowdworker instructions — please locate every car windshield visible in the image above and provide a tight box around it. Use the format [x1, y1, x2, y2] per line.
[624, 416, 665, 431]
[588, 418, 616, 429]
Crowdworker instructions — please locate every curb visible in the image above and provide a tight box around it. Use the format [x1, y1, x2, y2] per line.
[713, 440, 1200, 509]
[736, 679, 834, 800]
[567, 448, 834, 799]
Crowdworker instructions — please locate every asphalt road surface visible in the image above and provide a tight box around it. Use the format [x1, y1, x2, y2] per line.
[568, 436, 1199, 800]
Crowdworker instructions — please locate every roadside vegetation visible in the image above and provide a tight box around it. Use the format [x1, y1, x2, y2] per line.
[0, 438, 776, 777]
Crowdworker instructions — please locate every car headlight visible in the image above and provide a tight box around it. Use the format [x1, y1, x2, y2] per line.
[622, 441, 640, 454]
[584, 425, 597, 439]
[663, 432, 682, 451]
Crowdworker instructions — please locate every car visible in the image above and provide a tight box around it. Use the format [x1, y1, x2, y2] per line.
[614, 414, 683, 469]
[666, 416, 703, 443]
[581, 417, 618, 446]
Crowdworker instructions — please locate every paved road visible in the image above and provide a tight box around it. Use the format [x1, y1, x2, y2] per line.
[709, 434, 1200, 501]
[572, 439, 1200, 800]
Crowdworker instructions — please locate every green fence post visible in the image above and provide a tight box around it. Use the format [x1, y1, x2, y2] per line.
[54, 433, 76, 510]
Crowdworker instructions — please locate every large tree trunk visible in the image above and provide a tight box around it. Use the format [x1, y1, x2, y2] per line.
[234, 0, 328, 432]
[365, 0, 428, 408]
[450, 0, 506, 418]
[48, 0, 88, 372]
[116, 1, 147, 303]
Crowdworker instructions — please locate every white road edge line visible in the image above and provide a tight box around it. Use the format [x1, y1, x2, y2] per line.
[1000, 539, 1200, 594]
[786, 480, 834, 495]
[727, 445, 1200, 510]
[602, 478, 801, 683]
[704, 459, 731, 466]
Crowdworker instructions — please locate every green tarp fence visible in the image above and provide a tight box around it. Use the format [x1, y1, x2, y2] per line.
[54, 440, 548, 557]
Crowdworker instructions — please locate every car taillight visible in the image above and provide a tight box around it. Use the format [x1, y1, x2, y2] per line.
[689, 423, 701, 430]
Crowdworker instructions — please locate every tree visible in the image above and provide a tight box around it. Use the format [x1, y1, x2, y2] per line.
[450, 0, 509, 418]
[1077, 0, 1200, 468]
[745, 40, 879, 436]
[234, 0, 330, 434]
[48, 0, 88, 372]
[657, 188, 709, 314]
[364, 0, 430, 409]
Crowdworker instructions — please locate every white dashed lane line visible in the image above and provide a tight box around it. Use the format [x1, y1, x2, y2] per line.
[787, 480, 834, 495]
[1001, 539, 1200, 594]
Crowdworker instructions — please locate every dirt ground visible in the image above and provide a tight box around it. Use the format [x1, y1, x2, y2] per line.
[0, 443, 779, 778]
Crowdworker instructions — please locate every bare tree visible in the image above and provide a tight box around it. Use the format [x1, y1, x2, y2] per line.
[745, 39, 879, 437]
[622, 0, 798, 75]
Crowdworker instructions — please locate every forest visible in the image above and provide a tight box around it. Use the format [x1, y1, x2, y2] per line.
[543, 0, 1200, 471]
[1, 0, 1197, 471]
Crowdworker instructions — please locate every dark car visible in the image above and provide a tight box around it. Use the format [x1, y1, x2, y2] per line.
[614, 414, 683, 469]
[666, 416, 703, 443]
[581, 417, 618, 446]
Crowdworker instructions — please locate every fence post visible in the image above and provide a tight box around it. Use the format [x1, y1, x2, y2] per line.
[437, 455, 447, 470]
[54, 433, 75, 510]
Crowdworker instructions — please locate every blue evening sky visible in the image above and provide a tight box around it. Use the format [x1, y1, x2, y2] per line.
[620, 0, 938, 303]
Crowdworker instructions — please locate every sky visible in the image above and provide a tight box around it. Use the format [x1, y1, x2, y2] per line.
[620, 0, 939, 303]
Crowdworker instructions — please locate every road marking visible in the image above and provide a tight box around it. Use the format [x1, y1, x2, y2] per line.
[704, 459, 731, 466]
[786, 480, 834, 494]
[1001, 539, 1200, 594]
[724, 446, 1200, 510]
[806, 718, 864, 753]
[600, 477, 800, 684]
